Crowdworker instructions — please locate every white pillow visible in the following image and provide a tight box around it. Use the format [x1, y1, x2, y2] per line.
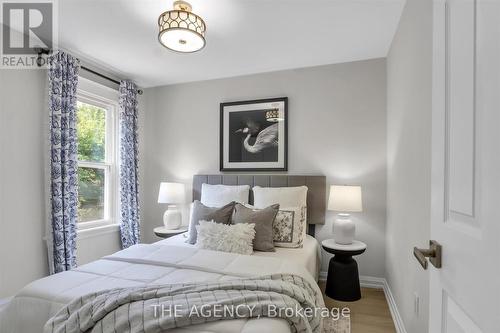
[201, 184, 250, 207]
[196, 220, 255, 255]
[272, 206, 307, 248]
[252, 186, 308, 208]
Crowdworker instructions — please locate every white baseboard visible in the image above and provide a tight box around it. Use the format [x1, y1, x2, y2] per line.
[319, 271, 407, 333]
[360, 275, 385, 289]
[383, 279, 407, 333]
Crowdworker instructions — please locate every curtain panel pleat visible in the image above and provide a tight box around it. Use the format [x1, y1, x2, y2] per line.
[47, 51, 80, 274]
[119, 80, 140, 248]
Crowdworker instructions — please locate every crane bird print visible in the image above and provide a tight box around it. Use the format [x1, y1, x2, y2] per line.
[220, 97, 288, 171]
[235, 120, 279, 153]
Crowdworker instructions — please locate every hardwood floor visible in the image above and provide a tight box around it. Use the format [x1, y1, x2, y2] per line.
[319, 282, 396, 333]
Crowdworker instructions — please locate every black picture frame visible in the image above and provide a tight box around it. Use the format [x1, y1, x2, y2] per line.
[220, 97, 288, 172]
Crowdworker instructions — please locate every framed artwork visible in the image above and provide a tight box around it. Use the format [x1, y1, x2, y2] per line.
[220, 97, 288, 171]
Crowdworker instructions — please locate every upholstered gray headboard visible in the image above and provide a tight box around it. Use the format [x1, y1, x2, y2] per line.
[193, 175, 326, 235]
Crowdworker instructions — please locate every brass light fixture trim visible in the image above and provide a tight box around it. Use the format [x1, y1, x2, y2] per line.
[158, 0, 206, 53]
[266, 108, 284, 122]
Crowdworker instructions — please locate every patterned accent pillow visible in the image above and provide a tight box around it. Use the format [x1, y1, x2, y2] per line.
[196, 220, 255, 255]
[272, 206, 307, 248]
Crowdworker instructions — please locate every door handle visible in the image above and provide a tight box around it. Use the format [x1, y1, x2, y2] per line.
[413, 240, 442, 270]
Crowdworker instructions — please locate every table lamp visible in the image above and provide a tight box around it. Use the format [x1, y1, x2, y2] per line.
[158, 182, 186, 229]
[328, 185, 363, 245]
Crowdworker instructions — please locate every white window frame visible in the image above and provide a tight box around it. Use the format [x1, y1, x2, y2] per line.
[76, 89, 119, 231]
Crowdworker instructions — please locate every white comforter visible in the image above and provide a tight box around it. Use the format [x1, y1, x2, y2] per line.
[160, 234, 321, 281]
[0, 241, 323, 333]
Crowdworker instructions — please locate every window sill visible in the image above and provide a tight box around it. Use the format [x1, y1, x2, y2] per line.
[77, 223, 120, 240]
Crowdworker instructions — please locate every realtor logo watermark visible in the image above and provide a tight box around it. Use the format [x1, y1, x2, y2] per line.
[1, 0, 57, 68]
[151, 304, 351, 321]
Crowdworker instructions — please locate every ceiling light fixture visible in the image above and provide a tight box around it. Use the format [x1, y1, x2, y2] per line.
[158, 0, 206, 53]
[266, 108, 284, 122]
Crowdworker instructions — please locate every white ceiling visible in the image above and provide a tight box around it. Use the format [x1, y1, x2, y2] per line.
[59, 0, 405, 88]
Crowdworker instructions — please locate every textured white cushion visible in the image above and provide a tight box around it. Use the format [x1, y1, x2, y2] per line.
[201, 184, 250, 207]
[196, 220, 255, 255]
[252, 186, 308, 208]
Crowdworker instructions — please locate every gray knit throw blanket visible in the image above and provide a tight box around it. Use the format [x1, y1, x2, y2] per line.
[44, 274, 324, 333]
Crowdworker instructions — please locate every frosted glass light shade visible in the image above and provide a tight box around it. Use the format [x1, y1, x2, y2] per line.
[159, 28, 205, 53]
[158, 182, 186, 204]
[328, 185, 362, 212]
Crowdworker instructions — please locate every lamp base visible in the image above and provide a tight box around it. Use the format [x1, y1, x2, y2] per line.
[333, 213, 355, 245]
[163, 206, 182, 229]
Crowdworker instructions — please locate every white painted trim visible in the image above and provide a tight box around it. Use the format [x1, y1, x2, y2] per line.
[76, 88, 119, 227]
[360, 275, 385, 289]
[77, 223, 120, 240]
[319, 272, 407, 333]
[383, 278, 408, 333]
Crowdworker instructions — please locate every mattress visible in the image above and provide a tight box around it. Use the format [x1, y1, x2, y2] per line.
[158, 233, 322, 281]
[0, 239, 323, 333]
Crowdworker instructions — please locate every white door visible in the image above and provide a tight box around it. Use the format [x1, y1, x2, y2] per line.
[429, 0, 500, 332]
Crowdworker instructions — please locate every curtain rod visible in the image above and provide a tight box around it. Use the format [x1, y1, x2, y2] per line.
[36, 48, 143, 95]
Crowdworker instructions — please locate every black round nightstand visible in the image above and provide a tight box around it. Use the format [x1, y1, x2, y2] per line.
[322, 239, 367, 302]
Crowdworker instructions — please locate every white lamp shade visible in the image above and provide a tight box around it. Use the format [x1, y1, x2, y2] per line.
[328, 185, 362, 212]
[158, 182, 186, 204]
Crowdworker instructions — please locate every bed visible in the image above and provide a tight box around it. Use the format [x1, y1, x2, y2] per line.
[159, 233, 321, 281]
[0, 175, 326, 333]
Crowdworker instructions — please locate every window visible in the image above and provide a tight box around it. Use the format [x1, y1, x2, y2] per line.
[76, 91, 118, 229]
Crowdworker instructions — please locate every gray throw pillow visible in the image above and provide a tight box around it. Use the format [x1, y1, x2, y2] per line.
[186, 200, 235, 244]
[232, 203, 280, 252]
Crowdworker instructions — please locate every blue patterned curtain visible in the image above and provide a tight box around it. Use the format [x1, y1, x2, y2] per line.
[47, 51, 80, 274]
[119, 80, 140, 248]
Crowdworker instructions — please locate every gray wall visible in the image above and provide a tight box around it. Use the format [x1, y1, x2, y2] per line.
[0, 70, 125, 298]
[0, 70, 49, 298]
[386, 0, 432, 332]
[141, 59, 387, 278]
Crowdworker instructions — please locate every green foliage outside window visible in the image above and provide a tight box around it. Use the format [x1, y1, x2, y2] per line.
[77, 102, 105, 162]
[77, 102, 106, 222]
